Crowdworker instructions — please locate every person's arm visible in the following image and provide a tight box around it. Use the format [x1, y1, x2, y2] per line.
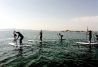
[17, 35, 19, 40]
[16, 32, 19, 40]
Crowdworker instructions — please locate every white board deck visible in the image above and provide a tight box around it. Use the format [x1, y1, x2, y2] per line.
[76, 42, 98, 45]
[28, 40, 41, 43]
[9, 42, 31, 47]
[28, 40, 34, 42]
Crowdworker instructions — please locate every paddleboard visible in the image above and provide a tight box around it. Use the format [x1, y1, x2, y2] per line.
[76, 42, 98, 45]
[28, 40, 42, 43]
[9, 42, 31, 47]
[28, 40, 39, 42]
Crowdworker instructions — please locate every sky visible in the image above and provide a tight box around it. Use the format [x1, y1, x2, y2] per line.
[0, 0, 98, 31]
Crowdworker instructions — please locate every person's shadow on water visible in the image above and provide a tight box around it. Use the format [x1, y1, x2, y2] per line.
[16, 46, 23, 57]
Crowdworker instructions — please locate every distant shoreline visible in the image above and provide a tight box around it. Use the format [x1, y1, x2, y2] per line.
[0, 29, 98, 32]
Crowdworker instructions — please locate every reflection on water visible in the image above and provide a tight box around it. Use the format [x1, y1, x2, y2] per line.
[95, 48, 98, 59]
[0, 40, 98, 67]
[17, 46, 23, 57]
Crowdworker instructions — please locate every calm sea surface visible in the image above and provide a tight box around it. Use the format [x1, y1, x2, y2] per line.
[0, 29, 98, 67]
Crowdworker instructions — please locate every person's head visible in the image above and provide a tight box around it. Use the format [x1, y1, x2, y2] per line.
[13, 30, 16, 34]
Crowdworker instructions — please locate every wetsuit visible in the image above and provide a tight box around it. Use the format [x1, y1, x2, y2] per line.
[40, 30, 42, 41]
[14, 33, 17, 43]
[96, 35, 98, 42]
[88, 31, 92, 43]
[59, 33, 63, 42]
[16, 32, 24, 45]
[14, 33, 17, 40]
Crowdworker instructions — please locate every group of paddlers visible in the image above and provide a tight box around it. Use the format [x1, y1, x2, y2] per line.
[13, 30, 98, 45]
[13, 30, 43, 45]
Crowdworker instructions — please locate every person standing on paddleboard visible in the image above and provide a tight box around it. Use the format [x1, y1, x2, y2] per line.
[88, 30, 92, 43]
[96, 35, 98, 42]
[59, 33, 63, 42]
[40, 30, 43, 42]
[15, 31, 24, 45]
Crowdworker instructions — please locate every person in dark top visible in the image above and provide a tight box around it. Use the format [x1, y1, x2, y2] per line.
[16, 31, 24, 45]
[96, 35, 98, 42]
[88, 30, 92, 43]
[40, 30, 42, 42]
[59, 33, 63, 42]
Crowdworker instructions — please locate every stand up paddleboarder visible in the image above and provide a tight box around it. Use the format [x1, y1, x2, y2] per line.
[13, 31, 24, 45]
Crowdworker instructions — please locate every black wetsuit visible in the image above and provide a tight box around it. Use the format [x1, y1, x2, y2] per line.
[59, 33, 63, 42]
[40, 31, 42, 41]
[88, 31, 92, 43]
[14, 33, 17, 42]
[14, 33, 17, 39]
[96, 35, 98, 41]
[16, 32, 24, 45]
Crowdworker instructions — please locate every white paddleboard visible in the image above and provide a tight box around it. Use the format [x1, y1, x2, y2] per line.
[76, 42, 98, 45]
[28, 40, 42, 44]
[9, 42, 31, 47]
[28, 40, 39, 42]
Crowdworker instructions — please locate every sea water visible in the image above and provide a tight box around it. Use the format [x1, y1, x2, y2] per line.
[0, 29, 98, 67]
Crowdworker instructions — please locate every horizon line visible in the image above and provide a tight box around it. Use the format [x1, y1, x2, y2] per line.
[0, 28, 98, 32]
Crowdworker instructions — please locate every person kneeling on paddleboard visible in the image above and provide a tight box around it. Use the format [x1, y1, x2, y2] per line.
[13, 31, 17, 45]
[15, 31, 24, 45]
